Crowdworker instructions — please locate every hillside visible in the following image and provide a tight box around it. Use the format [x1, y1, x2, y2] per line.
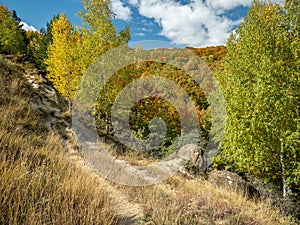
[0, 55, 143, 224]
[0, 55, 297, 224]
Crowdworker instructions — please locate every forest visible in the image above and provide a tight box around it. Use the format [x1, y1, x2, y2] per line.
[0, 0, 299, 222]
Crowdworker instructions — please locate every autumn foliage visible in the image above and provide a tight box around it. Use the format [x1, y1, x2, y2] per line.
[0, 0, 298, 201]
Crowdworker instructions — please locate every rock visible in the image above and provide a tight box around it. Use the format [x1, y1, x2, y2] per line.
[178, 144, 208, 178]
[208, 170, 260, 199]
[208, 170, 247, 191]
[5, 55, 14, 60]
[178, 144, 207, 171]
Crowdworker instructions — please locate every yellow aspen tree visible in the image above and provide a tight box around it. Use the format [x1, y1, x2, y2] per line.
[45, 14, 82, 108]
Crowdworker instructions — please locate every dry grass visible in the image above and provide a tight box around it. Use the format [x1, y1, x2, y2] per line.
[0, 56, 297, 225]
[0, 57, 117, 225]
[120, 176, 296, 224]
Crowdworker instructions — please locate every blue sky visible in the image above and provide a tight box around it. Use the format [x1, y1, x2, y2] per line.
[0, 0, 283, 47]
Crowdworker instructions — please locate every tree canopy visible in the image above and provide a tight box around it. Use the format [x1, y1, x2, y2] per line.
[45, 14, 81, 104]
[216, 1, 299, 195]
[0, 5, 27, 55]
[45, 0, 131, 106]
[77, 0, 130, 71]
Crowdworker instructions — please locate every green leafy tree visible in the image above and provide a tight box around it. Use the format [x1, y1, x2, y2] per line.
[74, 0, 131, 132]
[217, 1, 299, 196]
[77, 0, 130, 72]
[26, 30, 43, 63]
[0, 5, 27, 55]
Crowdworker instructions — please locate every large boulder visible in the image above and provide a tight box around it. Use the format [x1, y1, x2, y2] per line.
[208, 170, 260, 199]
[178, 144, 207, 178]
[178, 144, 207, 171]
[208, 170, 247, 191]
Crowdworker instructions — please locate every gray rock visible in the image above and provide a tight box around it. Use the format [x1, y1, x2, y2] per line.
[208, 170, 247, 191]
[208, 170, 260, 199]
[178, 144, 207, 171]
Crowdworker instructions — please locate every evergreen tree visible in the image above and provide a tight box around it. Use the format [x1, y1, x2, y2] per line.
[33, 15, 59, 70]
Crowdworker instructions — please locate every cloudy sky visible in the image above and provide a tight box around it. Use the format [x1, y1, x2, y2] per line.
[0, 0, 284, 47]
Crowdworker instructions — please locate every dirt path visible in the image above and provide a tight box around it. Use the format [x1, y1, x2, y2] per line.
[24, 67, 144, 225]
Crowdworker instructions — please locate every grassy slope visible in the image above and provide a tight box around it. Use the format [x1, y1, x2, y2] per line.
[0, 54, 297, 225]
[0, 56, 117, 224]
[120, 175, 297, 225]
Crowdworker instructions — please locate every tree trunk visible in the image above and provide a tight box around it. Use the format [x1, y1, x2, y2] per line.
[67, 98, 72, 112]
[280, 153, 288, 197]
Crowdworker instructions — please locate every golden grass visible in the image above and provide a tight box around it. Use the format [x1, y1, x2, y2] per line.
[0, 56, 297, 225]
[0, 58, 117, 225]
[120, 175, 296, 224]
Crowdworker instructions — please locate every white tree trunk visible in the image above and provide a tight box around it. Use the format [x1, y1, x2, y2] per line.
[68, 98, 72, 112]
[280, 153, 287, 197]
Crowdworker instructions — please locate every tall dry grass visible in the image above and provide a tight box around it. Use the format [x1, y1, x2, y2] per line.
[0, 57, 117, 225]
[0, 56, 297, 225]
[121, 175, 297, 224]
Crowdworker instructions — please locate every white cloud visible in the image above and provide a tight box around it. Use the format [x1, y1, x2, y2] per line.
[128, 0, 139, 6]
[205, 0, 251, 11]
[136, 0, 241, 47]
[270, 0, 285, 5]
[141, 27, 152, 32]
[206, 0, 283, 11]
[111, 0, 132, 21]
[133, 32, 146, 36]
[20, 21, 38, 32]
[112, 0, 285, 47]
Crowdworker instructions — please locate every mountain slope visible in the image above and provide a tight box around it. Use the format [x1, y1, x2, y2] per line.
[0, 55, 144, 224]
[0, 55, 297, 225]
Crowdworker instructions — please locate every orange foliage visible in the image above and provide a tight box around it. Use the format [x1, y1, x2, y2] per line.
[186, 46, 227, 71]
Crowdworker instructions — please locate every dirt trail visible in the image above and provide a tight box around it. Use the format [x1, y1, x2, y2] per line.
[24, 67, 144, 225]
